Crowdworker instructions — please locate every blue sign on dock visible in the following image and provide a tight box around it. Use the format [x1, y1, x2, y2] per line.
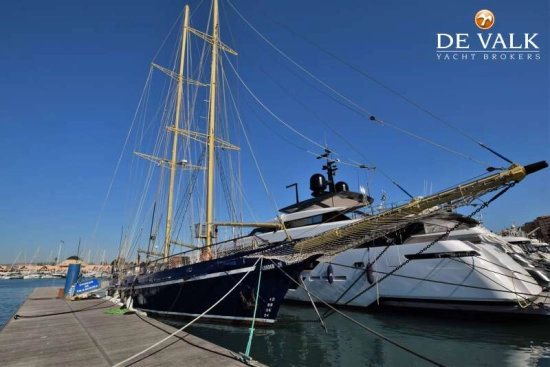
[74, 279, 100, 295]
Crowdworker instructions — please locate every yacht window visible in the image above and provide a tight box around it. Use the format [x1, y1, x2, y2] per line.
[285, 215, 320, 229]
[284, 212, 351, 229]
[403, 233, 449, 244]
[456, 236, 482, 244]
[509, 241, 536, 253]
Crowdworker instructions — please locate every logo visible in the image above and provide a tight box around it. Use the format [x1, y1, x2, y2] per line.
[435, 9, 541, 61]
[475, 10, 495, 30]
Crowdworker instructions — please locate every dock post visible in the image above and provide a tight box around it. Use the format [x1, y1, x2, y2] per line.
[63, 263, 81, 297]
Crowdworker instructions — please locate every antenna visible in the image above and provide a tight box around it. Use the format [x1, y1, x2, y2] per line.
[286, 183, 299, 203]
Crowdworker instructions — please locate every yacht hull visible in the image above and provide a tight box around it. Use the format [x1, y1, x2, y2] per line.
[285, 240, 543, 315]
[113, 248, 318, 325]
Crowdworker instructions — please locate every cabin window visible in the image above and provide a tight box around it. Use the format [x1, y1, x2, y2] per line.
[509, 241, 535, 253]
[456, 236, 482, 244]
[284, 212, 351, 229]
[403, 234, 449, 244]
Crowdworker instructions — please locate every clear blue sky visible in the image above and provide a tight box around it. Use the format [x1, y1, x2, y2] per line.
[0, 0, 548, 264]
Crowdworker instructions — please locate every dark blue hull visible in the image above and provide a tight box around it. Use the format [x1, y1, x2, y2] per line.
[113, 247, 318, 325]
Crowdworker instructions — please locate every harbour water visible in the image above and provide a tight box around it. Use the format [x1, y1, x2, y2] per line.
[2, 278, 550, 366]
[0, 278, 65, 329]
[174, 305, 550, 367]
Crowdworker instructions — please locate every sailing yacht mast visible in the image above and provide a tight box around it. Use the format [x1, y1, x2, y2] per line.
[163, 5, 190, 261]
[204, 0, 220, 256]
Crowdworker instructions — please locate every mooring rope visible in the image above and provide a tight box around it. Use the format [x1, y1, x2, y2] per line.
[111, 257, 261, 367]
[270, 259, 447, 367]
[244, 257, 263, 358]
[14, 298, 112, 320]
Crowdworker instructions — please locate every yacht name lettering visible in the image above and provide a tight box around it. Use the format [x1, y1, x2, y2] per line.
[437, 33, 539, 50]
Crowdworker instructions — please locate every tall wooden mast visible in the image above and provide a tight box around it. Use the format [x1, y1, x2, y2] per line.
[204, 0, 220, 256]
[164, 5, 190, 261]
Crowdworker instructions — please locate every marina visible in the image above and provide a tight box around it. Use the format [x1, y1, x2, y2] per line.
[103, 0, 548, 330]
[0, 0, 548, 366]
[2, 280, 550, 366]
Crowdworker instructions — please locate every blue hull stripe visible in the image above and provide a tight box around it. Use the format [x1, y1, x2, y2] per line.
[123, 266, 256, 290]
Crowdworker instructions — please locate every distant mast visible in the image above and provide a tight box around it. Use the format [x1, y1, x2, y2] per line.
[163, 5, 190, 262]
[204, 0, 220, 259]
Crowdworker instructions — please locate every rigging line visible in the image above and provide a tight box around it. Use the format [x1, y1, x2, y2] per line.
[246, 94, 309, 153]
[173, 150, 206, 240]
[132, 60, 185, 237]
[267, 16, 484, 147]
[258, 67, 373, 165]
[425, 171, 499, 204]
[152, 8, 185, 62]
[449, 257, 536, 305]
[150, 0, 207, 62]
[126, 80, 174, 244]
[255, 51, 446, 198]
[225, 0, 373, 115]
[111, 257, 261, 367]
[325, 185, 515, 313]
[372, 269, 538, 296]
[89, 66, 156, 248]
[224, 54, 325, 151]
[245, 257, 263, 357]
[270, 259, 446, 367]
[321, 241, 393, 319]
[226, 0, 492, 169]
[218, 60, 243, 230]
[460, 248, 545, 285]
[220, 59, 282, 217]
[373, 117, 491, 167]
[216, 150, 239, 222]
[328, 257, 542, 289]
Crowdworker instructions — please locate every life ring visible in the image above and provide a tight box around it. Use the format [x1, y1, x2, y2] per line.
[327, 264, 334, 284]
[366, 262, 375, 284]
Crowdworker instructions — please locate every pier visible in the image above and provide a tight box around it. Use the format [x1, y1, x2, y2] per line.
[0, 287, 258, 366]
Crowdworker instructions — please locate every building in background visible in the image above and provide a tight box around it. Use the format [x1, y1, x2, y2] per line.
[523, 215, 550, 244]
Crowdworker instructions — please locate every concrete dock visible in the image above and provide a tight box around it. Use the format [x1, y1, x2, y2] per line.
[0, 287, 260, 366]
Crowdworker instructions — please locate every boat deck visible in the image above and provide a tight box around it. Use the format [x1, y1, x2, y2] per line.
[0, 287, 262, 366]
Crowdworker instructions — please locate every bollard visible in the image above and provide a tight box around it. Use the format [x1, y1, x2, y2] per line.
[63, 263, 81, 298]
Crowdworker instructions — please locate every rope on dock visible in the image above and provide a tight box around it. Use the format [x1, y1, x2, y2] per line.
[111, 257, 261, 367]
[271, 258, 447, 367]
[14, 299, 113, 320]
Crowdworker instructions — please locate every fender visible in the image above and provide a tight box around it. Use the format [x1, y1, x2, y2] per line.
[327, 264, 334, 284]
[366, 262, 375, 284]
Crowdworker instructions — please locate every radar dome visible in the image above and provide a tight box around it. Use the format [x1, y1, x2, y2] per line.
[310, 174, 327, 197]
[335, 181, 349, 192]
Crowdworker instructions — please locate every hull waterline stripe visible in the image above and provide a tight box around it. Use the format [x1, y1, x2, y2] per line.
[138, 307, 275, 324]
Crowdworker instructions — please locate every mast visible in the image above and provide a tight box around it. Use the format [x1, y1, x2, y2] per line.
[56, 240, 63, 265]
[204, 0, 220, 257]
[163, 5, 190, 262]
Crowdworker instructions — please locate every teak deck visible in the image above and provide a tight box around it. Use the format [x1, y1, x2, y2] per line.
[0, 287, 260, 366]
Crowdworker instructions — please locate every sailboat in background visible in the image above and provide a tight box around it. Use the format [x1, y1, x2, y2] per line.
[109, 0, 547, 325]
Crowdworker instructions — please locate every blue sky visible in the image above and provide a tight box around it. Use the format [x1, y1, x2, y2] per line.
[0, 0, 548, 264]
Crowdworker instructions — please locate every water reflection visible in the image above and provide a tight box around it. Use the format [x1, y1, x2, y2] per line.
[164, 304, 550, 367]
